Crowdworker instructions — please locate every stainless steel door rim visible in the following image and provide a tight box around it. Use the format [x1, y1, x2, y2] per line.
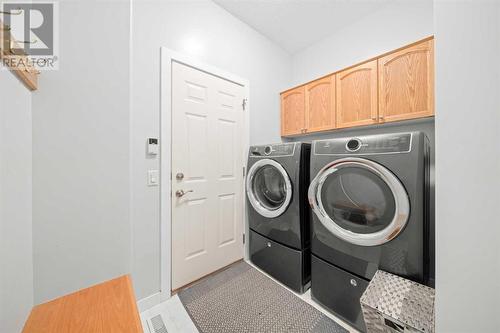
[246, 158, 292, 218]
[308, 157, 410, 246]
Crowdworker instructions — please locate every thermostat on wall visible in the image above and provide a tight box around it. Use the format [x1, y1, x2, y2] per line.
[147, 138, 159, 156]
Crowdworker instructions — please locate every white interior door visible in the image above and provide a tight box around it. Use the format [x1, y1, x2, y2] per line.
[171, 61, 245, 290]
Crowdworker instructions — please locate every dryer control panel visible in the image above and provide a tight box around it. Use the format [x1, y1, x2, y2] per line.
[250, 143, 296, 157]
[314, 133, 412, 155]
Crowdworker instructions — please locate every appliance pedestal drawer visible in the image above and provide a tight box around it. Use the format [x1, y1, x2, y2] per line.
[311, 254, 369, 332]
[249, 230, 310, 293]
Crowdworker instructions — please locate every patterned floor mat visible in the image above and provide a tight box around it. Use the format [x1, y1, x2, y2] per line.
[178, 261, 348, 333]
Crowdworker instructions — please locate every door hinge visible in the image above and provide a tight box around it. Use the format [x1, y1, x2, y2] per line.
[242, 98, 247, 111]
[243, 233, 245, 244]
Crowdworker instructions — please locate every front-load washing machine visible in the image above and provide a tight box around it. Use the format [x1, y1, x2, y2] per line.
[308, 132, 430, 332]
[246, 142, 311, 293]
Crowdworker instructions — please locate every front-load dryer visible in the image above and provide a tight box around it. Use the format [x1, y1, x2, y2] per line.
[308, 132, 430, 332]
[246, 142, 310, 293]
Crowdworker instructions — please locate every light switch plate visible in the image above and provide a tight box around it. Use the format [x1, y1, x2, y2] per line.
[148, 170, 159, 186]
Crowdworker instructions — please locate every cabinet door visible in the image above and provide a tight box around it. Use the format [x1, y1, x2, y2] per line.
[336, 60, 378, 128]
[378, 39, 434, 123]
[281, 86, 305, 136]
[305, 75, 335, 133]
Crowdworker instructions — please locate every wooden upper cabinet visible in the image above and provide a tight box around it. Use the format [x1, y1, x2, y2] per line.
[281, 86, 305, 136]
[279, 37, 435, 136]
[305, 75, 336, 133]
[336, 60, 378, 128]
[378, 39, 434, 123]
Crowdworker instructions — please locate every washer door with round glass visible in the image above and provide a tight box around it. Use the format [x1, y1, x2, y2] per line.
[246, 159, 292, 218]
[308, 157, 410, 246]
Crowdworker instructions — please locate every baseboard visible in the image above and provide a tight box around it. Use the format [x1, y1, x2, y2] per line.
[137, 292, 162, 313]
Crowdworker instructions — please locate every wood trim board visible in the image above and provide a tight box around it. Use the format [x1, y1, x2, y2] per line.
[22, 275, 142, 333]
[0, 19, 39, 90]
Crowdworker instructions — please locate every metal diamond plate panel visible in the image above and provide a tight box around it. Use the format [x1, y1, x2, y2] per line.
[360, 270, 435, 333]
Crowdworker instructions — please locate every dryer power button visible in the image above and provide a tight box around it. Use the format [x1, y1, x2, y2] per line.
[346, 139, 361, 152]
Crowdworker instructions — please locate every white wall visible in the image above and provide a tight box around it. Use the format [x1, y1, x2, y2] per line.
[31, 0, 131, 304]
[285, 1, 436, 284]
[291, 1, 433, 86]
[0, 71, 33, 332]
[131, 0, 292, 300]
[434, 1, 500, 331]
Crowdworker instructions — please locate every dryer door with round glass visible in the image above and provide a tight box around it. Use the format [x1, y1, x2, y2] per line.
[246, 159, 292, 218]
[308, 157, 410, 246]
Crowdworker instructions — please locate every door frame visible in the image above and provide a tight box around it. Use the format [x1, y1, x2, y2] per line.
[158, 47, 250, 304]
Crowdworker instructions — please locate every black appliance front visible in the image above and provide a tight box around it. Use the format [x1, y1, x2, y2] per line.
[311, 255, 369, 333]
[309, 132, 429, 283]
[308, 132, 431, 333]
[249, 230, 310, 293]
[246, 142, 310, 250]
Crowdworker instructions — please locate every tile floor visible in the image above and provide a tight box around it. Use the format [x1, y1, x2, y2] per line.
[140, 260, 358, 333]
[140, 295, 198, 333]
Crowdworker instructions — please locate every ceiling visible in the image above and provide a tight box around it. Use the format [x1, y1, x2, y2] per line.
[213, 0, 393, 54]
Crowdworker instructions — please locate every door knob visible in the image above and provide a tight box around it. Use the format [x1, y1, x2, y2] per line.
[176, 172, 184, 180]
[175, 189, 193, 197]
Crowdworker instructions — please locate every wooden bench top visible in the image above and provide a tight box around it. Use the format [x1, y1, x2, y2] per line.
[23, 275, 143, 333]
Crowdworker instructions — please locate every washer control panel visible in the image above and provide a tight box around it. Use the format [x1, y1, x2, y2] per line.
[250, 143, 296, 157]
[315, 133, 412, 155]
